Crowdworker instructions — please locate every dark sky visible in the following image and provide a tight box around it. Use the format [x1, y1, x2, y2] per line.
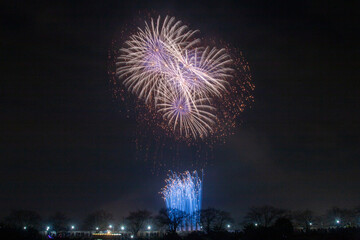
[1, 0, 359, 222]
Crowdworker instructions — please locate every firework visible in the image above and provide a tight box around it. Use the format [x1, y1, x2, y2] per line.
[116, 15, 240, 139]
[155, 83, 216, 138]
[116, 16, 200, 103]
[161, 170, 202, 231]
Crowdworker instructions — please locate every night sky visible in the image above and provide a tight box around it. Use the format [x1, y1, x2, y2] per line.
[1, 1, 359, 222]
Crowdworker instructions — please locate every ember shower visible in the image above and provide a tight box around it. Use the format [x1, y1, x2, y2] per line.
[161, 171, 202, 231]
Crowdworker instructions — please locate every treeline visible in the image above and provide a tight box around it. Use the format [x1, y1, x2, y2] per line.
[243, 205, 360, 229]
[1, 205, 360, 239]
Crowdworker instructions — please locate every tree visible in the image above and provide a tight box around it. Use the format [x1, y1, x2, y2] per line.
[213, 210, 233, 232]
[325, 207, 356, 227]
[243, 205, 286, 227]
[48, 212, 69, 231]
[156, 208, 188, 233]
[273, 218, 294, 239]
[82, 210, 114, 231]
[126, 209, 152, 235]
[199, 208, 218, 233]
[4, 210, 42, 230]
[354, 206, 360, 226]
[292, 210, 314, 231]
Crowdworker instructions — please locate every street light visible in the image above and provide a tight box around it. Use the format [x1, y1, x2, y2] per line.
[23, 226, 27, 230]
[227, 224, 231, 228]
[46, 226, 50, 231]
[121, 226, 125, 231]
[96, 227, 99, 231]
[336, 219, 340, 224]
[309, 222, 313, 226]
[131, 235, 134, 239]
[147, 225, 151, 230]
[254, 223, 258, 227]
[71, 225, 75, 230]
[109, 224, 113, 229]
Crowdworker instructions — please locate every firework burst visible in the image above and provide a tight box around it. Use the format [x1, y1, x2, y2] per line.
[114, 15, 254, 141]
[156, 84, 216, 138]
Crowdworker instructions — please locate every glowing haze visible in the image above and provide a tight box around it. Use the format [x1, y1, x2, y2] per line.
[116, 15, 253, 140]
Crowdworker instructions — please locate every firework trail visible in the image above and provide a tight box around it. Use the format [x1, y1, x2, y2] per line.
[116, 15, 240, 140]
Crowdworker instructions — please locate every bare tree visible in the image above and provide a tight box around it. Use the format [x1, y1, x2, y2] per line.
[156, 208, 188, 233]
[244, 205, 286, 227]
[4, 210, 42, 230]
[213, 210, 233, 231]
[82, 210, 114, 231]
[325, 207, 356, 227]
[199, 208, 218, 233]
[292, 210, 314, 231]
[48, 212, 69, 231]
[126, 209, 152, 235]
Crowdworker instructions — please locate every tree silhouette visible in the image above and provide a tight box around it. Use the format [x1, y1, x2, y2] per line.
[292, 210, 314, 231]
[199, 208, 218, 233]
[273, 217, 294, 239]
[126, 209, 152, 235]
[325, 207, 356, 227]
[82, 210, 113, 231]
[4, 210, 41, 230]
[213, 210, 233, 231]
[156, 208, 188, 233]
[244, 205, 286, 227]
[199, 208, 233, 233]
[48, 212, 69, 231]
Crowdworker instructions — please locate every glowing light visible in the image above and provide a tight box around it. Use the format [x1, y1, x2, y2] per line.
[121, 226, 125, 230]
[254, 223, 258, 227]
[161, 170, 202, 231]
[46, 226, 50, 231]
[71, 225, 75, 230]
[336, 219, 340, 224]
[93, 233, 122, 236]
[96, 227, 99, 230]
[131, 235, 134, 238]
[227, 224, 231, 228]
[147, 225, 151, 230]
[23, 226, 27, 230]
[109, 225, 113, 228]
[309, 222, 312, 226]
